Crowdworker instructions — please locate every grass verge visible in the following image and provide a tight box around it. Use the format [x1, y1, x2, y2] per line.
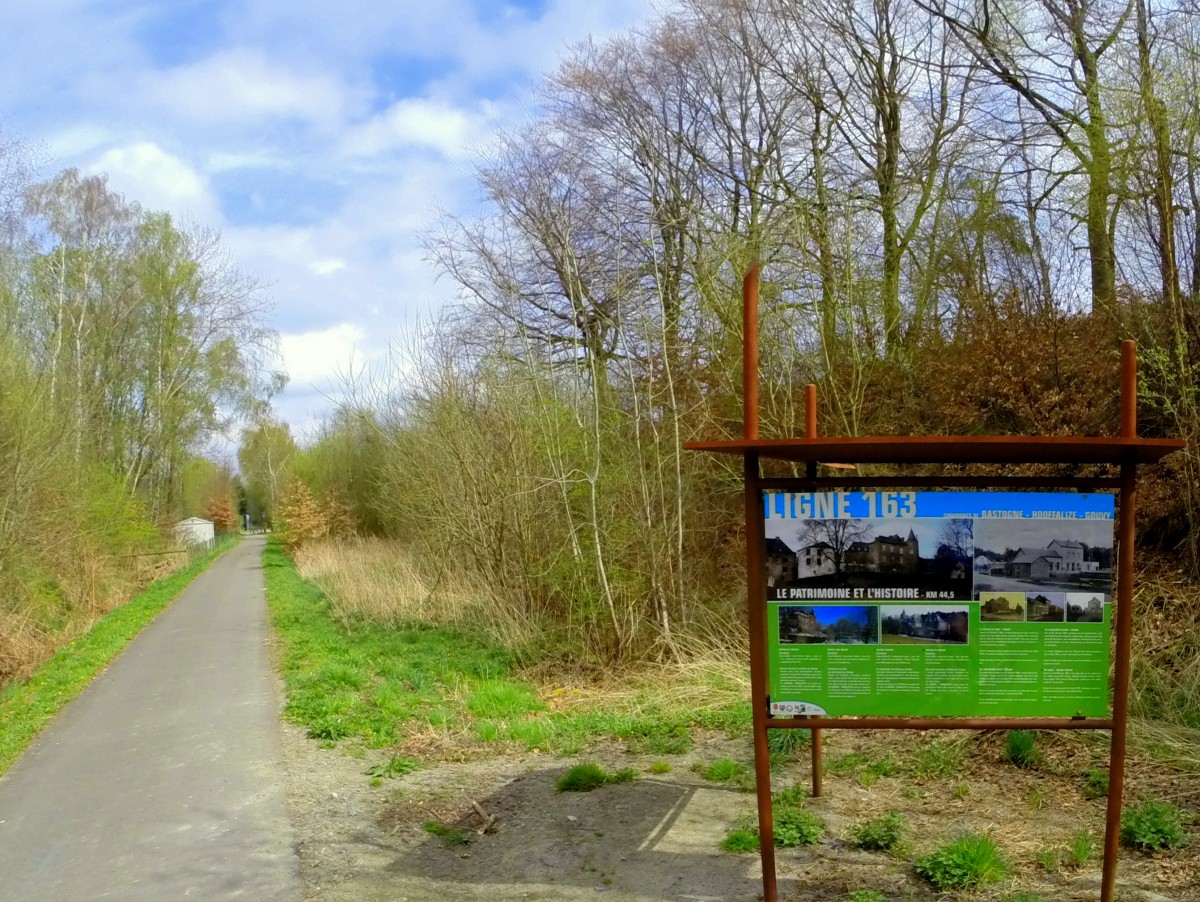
[0, 536, 240, 776]
[262, 540, 750, 756]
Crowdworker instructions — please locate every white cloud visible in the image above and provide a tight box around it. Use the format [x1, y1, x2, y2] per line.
[309, 257, 347, 276]
[279, 323, 365, 388]
[142, 48, 353, 130]
[87, 142, 220, 223]
[340, 98, 483, 159]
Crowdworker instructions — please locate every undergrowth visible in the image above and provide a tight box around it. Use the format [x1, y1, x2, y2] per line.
[263, 541, 751, 756]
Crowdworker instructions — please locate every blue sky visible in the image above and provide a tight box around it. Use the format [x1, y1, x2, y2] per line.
[0, 0, 652, 441]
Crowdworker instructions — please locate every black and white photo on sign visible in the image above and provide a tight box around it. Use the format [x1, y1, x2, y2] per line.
[972, 518, 1112, 598]
[764, 517, 973, 599]
[1065, 592, 1106, 623]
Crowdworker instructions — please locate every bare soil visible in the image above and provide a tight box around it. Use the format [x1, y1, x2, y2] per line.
[277, 724, 1198, 902]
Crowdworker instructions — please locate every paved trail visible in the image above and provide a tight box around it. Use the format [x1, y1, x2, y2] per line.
[0, 536, 301, 901]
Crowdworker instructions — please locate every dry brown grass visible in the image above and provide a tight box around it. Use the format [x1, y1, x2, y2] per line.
[294, 537, 542, 652]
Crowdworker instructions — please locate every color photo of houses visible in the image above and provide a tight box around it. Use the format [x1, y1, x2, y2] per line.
[778, 605, 880, 645]
[1027, 592, 1066, 622]
[764, 517, 973, 600]
[880, 605, 969, 645]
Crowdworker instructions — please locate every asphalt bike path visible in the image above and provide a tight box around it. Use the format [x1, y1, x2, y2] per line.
[0, 536, 301, 900]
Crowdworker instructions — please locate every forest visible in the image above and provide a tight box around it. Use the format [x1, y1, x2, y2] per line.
[0, 157, 279, 684]
[272, 0, 1200, 716]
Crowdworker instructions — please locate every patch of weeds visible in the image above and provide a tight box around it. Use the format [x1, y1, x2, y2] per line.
[906, 737, 967, 780]
[505, 717, 554, 749]
[914, 834, 1010, 891]
[848, 812, 907, 852]
[774, 806, 823, 847]
[1005, 730, 1038, 768]
[1120, 799, 1190, 851]
[556, 762, 637, 792]
[1028, 788, 1046, 810]
[823, 751, 898, 785]
[648, 761, 671, 775]
[1083, 768, 1109, 799]
[1066, 829, 1093, 868]
[369, 777, 382, 787]
[466, 679, 544, 719]
[627, 722, 693, 755]
[364, 754, 420, 779]
[772, 784, 822, 848]
[474, 720, 501, 742]
[720, 827, 759, 853]
[953, 782, 970, 799]
[848, 892, 885, 902]
[424, 820, 470, 846]
[767, 729, 808, 765]
[1002, 894, 1048, 902]
[1035, 846, 1058, 870]
[825, 751, 871, 775]
[697, 758, 748, 784]
[773, 783, 807, 807]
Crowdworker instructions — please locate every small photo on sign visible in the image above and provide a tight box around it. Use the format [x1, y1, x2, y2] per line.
[778, 605, 879, 646]
[979, 591, 1025, 622]
[1027, 592, 1067, 623]
[881, 605, 969, 645]
[1065, 592, 1105, 623]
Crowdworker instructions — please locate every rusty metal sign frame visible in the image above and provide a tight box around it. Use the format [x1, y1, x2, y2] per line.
[683, 262, 1184, 902]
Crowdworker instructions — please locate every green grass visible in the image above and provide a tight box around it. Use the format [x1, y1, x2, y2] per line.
[424, 820, 470, 846]
[261, 541, 750, 755]
[0, 536, 240, 777]
[365, 754, 421, 779]
[1004, 730, 1038, 768]
[698, 758, 747, 783]
[720, 827, 759, 852]
[914, 834, 1010, 890]
[556, 762, 637, 792]
[1083, 767, 1109, 799]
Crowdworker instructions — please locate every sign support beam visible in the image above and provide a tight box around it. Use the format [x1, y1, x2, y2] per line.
[688, 260, 1182, 902]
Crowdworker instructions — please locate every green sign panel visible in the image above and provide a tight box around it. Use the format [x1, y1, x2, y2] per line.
[764, 492, 1113, 718]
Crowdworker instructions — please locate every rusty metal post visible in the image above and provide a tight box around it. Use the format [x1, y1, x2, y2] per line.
[743, 261, 777, 902]
[744, 262, 760, 442]
[804, 383, 824, 797]
[1102, 340, 1138, 902]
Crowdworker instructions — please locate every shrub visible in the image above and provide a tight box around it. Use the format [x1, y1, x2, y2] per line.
[848, 812, 907, 852]
[914, 834, 1010, 890]
[1120, 800, 1190, 851]
[1004, 730, 1037, 768]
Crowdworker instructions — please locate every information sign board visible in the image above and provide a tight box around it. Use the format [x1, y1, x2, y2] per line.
[765, 492, 1114, 718]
